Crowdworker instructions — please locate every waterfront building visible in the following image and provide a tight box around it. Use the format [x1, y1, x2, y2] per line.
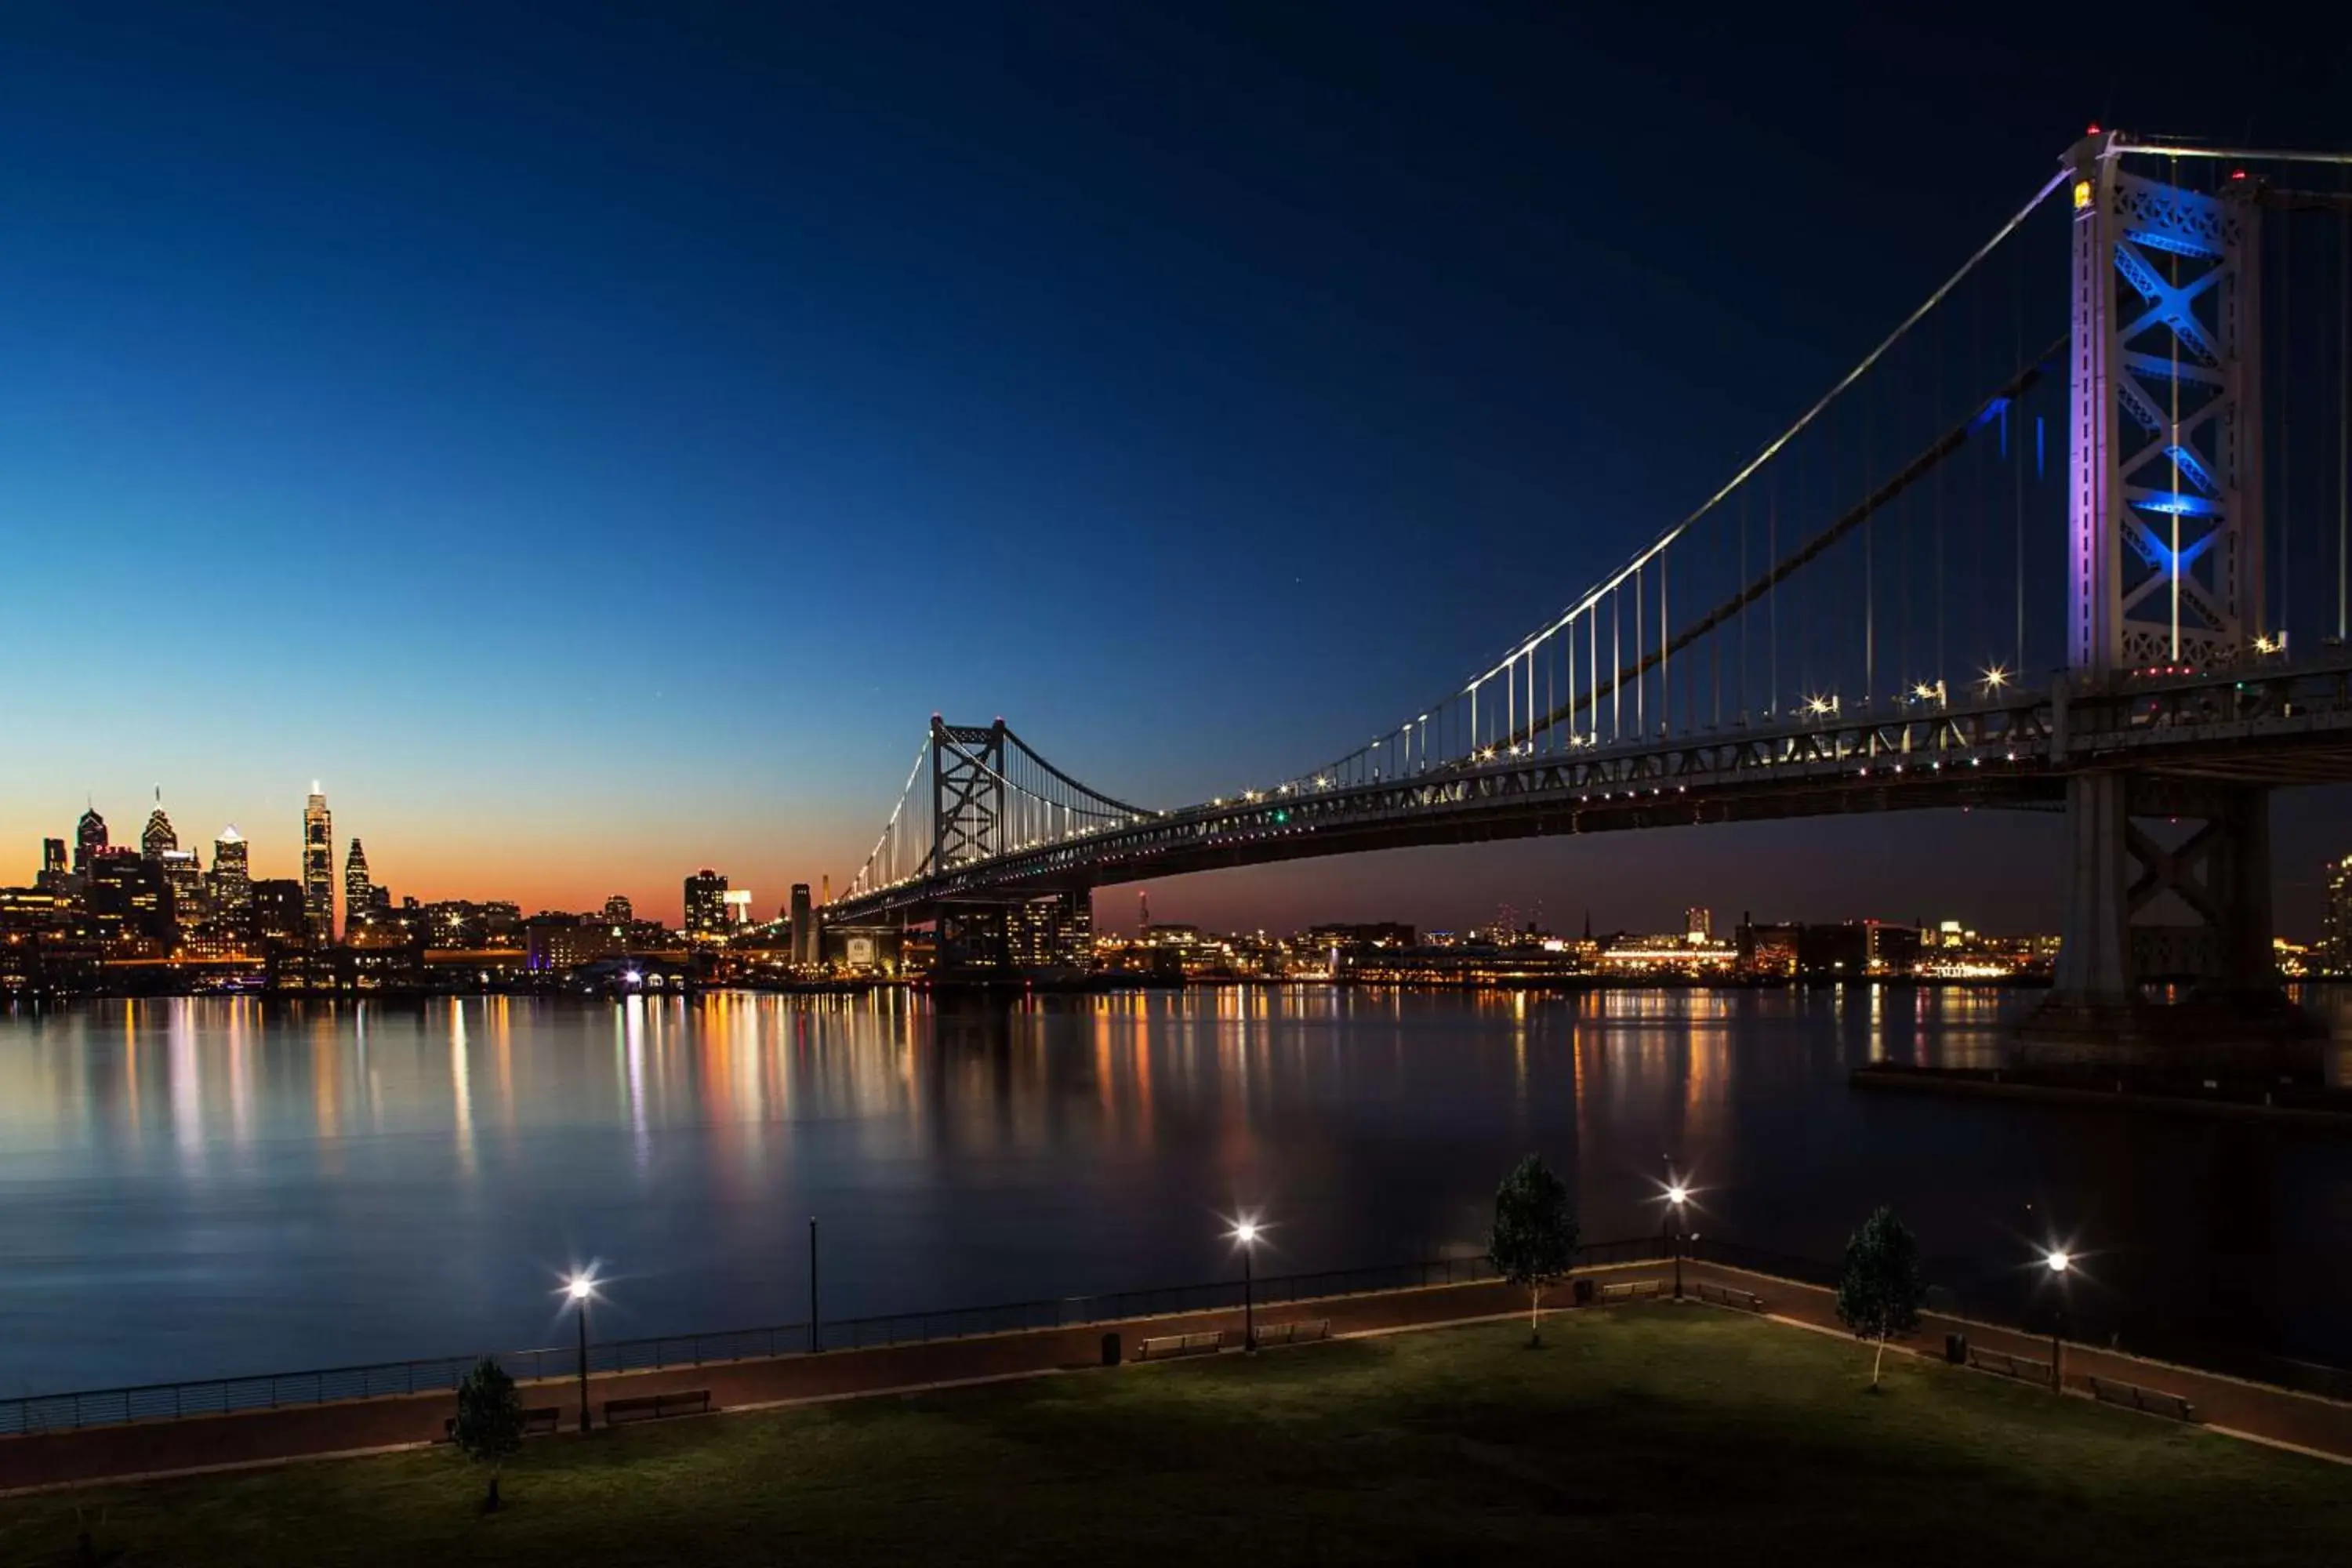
[684, 869, 728, 938]
[525, 913, 628, 971]
[1009, 890, 1091, 970]
[343, 840, 371, 939]
[2326, 855, 2352, 975]
[789, 883, 815, 967]
[74, 807, 107, 877]
[603, 893, 633, 924]
[302, 783, 333, 944]
[1686, 907, 1713, 942]
[86, 851, 168, 953]
[251, 878, 309, 946]
[722, 889, 753, 928]
[140, 791, 176, 861]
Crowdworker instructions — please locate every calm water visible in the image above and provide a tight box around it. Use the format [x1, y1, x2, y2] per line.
[2, 988, 2349, 1397]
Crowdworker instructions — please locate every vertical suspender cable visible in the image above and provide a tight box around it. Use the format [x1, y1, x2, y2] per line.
[2339, 190, 2349, 642]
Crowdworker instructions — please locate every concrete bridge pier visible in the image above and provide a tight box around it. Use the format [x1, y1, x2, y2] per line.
[2020, 771, 2320, 1075]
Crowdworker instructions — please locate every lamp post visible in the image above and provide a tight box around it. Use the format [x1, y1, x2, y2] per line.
[564, 1271, 597, 1432]
[1662, 1156, 1689, 1299]
[2044, 1250, 2072, 1392]
[1232, 1219, 1261, 1352]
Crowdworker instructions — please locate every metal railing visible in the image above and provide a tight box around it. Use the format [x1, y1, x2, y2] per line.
[0, 1243, 1667, 1439]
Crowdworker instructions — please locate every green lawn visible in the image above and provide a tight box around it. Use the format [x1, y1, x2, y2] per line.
[5, 1306, 2346, 1566]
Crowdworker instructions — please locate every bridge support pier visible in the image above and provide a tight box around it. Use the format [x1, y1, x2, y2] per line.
[2021, 772, 2318, 1074]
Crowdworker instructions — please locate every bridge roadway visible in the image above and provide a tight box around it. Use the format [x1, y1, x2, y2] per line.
[827, 654, 2352, 927]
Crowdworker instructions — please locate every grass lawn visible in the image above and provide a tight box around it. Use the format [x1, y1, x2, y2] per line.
[3, 1305, 2345, 1566]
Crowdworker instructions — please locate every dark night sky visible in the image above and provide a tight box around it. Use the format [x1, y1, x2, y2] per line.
[4, 2, 2347, 931]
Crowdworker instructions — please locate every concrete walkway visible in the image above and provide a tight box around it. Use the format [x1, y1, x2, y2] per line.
[5, 1259, 2347, 1494]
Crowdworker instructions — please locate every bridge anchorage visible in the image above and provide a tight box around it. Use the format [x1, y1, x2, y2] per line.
[827, 130, 2352, 1071]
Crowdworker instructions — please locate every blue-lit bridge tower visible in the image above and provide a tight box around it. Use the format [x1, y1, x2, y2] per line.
[2027, 131, 2303, 1061]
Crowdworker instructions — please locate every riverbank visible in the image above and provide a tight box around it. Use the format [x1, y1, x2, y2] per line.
[3, 1301, 2344, 1566]
[1852, 1061, 2352, 1129]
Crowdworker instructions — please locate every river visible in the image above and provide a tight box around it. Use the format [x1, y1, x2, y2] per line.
[1, 988, 2347, 1397]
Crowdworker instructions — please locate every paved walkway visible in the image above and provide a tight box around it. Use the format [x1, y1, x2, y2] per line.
[4, 1260, 2347, 1494]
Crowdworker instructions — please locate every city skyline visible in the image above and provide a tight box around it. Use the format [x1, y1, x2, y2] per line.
[9, 6, 2350, 937]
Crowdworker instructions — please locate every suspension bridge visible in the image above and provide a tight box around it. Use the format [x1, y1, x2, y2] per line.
[823, 131, 2352, 1059]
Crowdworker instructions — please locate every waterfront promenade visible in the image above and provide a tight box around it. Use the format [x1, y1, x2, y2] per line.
[6, 1257, 2348, 1494]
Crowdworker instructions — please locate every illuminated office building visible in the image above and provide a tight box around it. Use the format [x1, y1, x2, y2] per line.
[36, 838, 71, 895]
[252, 878, 309, 946]
[343, 839, 372, 938]
[74, 806, 107, 877]
[141, 791, 177, 862]
[2326, 855, 2352, 975]
[603, 893, 633, 924]
[209, 827, 252, 928]
[684, 869, 728, 937]
[303, 782, 334, 944]
[790, 883, 815, 966]
[159, 848, 205, 936]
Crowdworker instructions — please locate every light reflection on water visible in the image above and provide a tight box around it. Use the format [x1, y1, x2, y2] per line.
[0, 986, 2344, 1396]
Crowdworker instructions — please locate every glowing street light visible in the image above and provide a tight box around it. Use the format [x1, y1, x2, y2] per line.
[1231, 1217, 1263, 1352]
[1661, 1158, 1690, 1299]
[562, 1269, 600, 1432]
[2039, 1247, 2075, 1392]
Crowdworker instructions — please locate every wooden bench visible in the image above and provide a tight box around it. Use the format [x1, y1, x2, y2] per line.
[1691, 1280, 1765, 1312]
[1966, 1347, 2052, 1384]
[1136, 1331, 1223, 1362]
[1598, 1279, 1663, 1303]
[603, 1388, 712, 1425]
[442, 1405, 562, 1442]
[2089, 1375, 2199, 1423]
[1221, 1319, 1332, 1350]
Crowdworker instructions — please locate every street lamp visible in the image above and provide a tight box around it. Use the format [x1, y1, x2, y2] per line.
[1232, 1218, 1261, 1352]
[2043, 1249, 2073, 1392]
[564, 1269, 598, 1432]
[1662, 1157, 1690, 1299]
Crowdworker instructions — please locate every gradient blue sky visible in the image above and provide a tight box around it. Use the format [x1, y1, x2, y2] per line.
[5, 3, 2345, 931]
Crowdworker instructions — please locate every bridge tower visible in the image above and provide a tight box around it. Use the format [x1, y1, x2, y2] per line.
[2032, 132, 2307, 1062]
[930, 717, 1014, 975]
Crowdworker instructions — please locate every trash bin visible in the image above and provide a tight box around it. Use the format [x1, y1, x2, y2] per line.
[1101, 1332, 1121, 1367]
[1572, 1277, 1595, 1307]
[1945, 1332, 1968, 1365]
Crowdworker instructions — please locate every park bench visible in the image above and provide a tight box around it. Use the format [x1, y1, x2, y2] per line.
[2089, 1375, 2199, 1423]
[1966, 1346, 2052, 1384]
[1598, 1279, 1663, 1304]
[1691, 1280, 1766, 1312]
[442, 1406, 561, 1442]
[603, 1388, 712, 1425]
[1221, 1319, 1332, 1350]
[1136, 1331, 1223, 1362]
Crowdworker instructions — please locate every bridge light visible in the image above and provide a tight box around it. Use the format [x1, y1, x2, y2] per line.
[2071, 178, 2092, 211]
[1980, 664, 2011, 692]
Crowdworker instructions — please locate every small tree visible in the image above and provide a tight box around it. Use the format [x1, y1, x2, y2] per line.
[1835, 1206, 1926, 1388]
[451, 1356, 526, 1511]
[1487, 1154, 1579, 1345]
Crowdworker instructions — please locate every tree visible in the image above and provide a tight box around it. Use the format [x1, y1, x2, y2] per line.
[1835, 1206, 1926, 1388]
[451, 1356, 527, 1511]
[1487, 1154, 1579, 1345]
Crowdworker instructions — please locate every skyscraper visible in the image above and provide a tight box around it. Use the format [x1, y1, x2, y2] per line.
[74, 805, 107, 877]
[344, 839, 372, 939]
[303, 782, 334, 945]
[2326, 855, 2352, 975]
[141, 789, 177, 862]
[684, 869, 728, 937]
[790, 883, 815, 967]
[36, 838, 70, 895]
[603, 893, 633, 924]
[210, 827, 252, 930]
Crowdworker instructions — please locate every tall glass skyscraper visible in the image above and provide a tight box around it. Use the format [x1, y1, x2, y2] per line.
[303, 782, 334, 945]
